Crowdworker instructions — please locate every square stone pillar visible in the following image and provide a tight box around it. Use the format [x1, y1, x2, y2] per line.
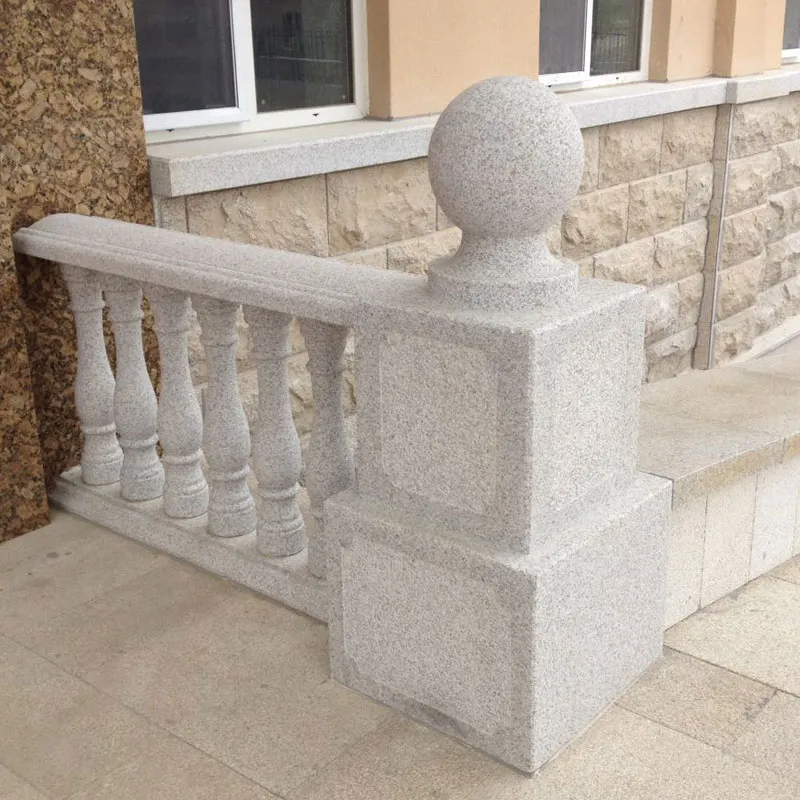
[327, 77, 671, 773]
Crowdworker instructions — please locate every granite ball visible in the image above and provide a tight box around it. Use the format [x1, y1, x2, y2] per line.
[428, 76, 584, 239]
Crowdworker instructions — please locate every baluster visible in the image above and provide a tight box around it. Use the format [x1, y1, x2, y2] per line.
[104, 276, 164, 501]
[62, 265, 123, 485]
[194, 297, 256, 537]
[147, 286, 208, 518]
[299, 320, 354, 578]
[244, 308, 306, 557]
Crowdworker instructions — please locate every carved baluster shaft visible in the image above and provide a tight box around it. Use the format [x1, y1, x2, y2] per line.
[244, 308, 306, 556]
[62, 265, 123, 485]
[194, 297, 256, 537]
[147, 287, 208, 518]
[104, 277, 164, 501]
[299, 320, 354, 577]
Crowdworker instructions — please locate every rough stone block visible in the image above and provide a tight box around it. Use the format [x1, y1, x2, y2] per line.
[653, 220, 708, 285]
[732, 97, 800, 158]
[328, 471, 670, 773]
[354, 278, 646, 553]
[628, 171, 687, 242]
[386, 228, 462, 275]
[579, 127, 600, 194]
[754, 276, 800, 335]
[712, 307, 757, 365]
[720, 206, 767, 268]
[645, 326, 698, 383]
[684, 163, 715, 223]
[726, 151, 781, 216]
[436, 202, 454, 230]
[546, 223, 562, 256]
[327, 159, 437, 254]
[599, 116, 663, 188]
[593, 236, 654, 285]
[771, 139, 800, 193]
[562, 184, 629, 259]
[716, 254, 765, 320]
[645, 274, 703, 343]
[764, 187, 800, 243]
[186, 176, 328, 256]
[335, 247, 388, 269]
[754, 284, 784, 335]
[764, 233, 800, 288]
[152, 195, 188, 232]
[661, 108, 717, 172]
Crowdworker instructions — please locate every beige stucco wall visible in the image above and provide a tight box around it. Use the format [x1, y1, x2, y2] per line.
[367, 0, 789, 115]
[366, 0, 540, 119]
[714, 0, 779, 77]
[645, 0, 786, 82]
[650, 0, 717, 81]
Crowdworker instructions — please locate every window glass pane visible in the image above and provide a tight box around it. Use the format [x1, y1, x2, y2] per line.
[250, 0, 353, 113]
[133, 0, 236, 115]
[591, 0, 643, 75]
[539, 0, 589, 75]
[785, 0, 800, 49]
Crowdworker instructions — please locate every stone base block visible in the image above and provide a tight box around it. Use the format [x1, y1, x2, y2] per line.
[328, 471, 670, 773]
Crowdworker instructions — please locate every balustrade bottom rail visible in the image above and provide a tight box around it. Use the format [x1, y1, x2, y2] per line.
[51, 465, 329, 620]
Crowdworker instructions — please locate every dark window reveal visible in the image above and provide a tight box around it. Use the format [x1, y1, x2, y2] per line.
[250, 0, 353, 113]
[133, 0, 236, 115]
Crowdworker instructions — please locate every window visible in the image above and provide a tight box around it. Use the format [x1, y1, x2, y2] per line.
[784, 0, 800, 59]
[539, 0, 652, 87]
[133, 0, 366, 140]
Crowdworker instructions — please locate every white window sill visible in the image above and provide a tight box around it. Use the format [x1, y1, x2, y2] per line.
[148, 66, 800, 198]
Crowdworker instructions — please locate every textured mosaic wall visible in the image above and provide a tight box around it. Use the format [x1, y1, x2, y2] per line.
[0, 0, 154, 540]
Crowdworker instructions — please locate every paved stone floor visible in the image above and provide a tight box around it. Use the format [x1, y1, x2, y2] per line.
[2, 511, 800, 799]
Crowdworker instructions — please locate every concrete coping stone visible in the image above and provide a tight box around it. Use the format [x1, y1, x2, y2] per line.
[638, 349, 800, 506]
[143, 69, 800, 197]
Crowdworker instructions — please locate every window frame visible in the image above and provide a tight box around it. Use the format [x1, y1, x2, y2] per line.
[144, 0, 368, 143]
[539, 0, 653, 91]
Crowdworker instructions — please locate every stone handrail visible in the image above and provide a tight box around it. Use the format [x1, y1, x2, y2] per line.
[13, 213, 420, 326]
[14, 213, 422, 575]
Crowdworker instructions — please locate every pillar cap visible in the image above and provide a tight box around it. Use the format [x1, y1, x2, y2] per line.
[427, 76, 584, 311]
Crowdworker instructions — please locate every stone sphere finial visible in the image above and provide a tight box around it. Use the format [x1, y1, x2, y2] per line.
[427, 76, 584, 311]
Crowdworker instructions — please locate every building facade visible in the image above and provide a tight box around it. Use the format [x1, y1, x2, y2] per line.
[5, 0, 800, 536]
[139, 0, 800, 421]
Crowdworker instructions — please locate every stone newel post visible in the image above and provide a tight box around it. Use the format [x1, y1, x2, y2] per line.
[327, 77, 671, 773]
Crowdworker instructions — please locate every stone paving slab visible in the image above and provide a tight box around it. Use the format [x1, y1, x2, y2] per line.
[666, 574, 800, 696]
[2, 514, 800, 799]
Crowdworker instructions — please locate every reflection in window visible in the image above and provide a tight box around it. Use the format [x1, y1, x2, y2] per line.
[133, 0, 236, 115]
[591, 0, 643, 76]
[250, 0, 353, 113]
[785, 0, 800, 50]
[539, 0, 589, 76]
